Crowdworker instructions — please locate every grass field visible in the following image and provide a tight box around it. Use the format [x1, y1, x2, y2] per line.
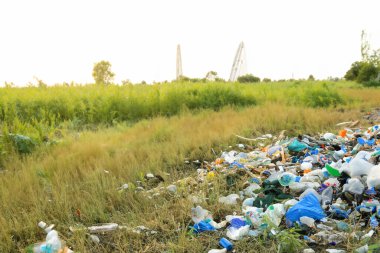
[0, 80, 378, 159]
[0, 81, 379, 252]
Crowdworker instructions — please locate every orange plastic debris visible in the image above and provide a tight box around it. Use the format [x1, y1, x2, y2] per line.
[303, 169, 312, 174]
[215, 158, 224, 165]
[339, 129, 347, 138]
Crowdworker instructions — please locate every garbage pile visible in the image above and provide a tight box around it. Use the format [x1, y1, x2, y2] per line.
[25, 118, 380, 252]
[186, 124, 380, 252]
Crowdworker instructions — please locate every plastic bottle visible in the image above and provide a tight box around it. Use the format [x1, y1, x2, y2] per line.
[370, 215, 379, 228]
[219, 237, 233, 251]
[278, 172, 301, 186]
[336, 221, 350, 232]
[208, 249, 227, 253]
[321, 187, 333, 208]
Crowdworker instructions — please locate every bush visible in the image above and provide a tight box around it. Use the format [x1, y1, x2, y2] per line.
[363, 79, 380, 87]
[237, 74, 260, 83]
[303, 84, 344, 108]
[8, 134, 36, 154]
[262, 78, 272, 82]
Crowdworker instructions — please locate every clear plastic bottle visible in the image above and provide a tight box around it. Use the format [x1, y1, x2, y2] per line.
[370, 215, 379, 228]
[321, 187, 333, 208]
[278, 172, 301, 186]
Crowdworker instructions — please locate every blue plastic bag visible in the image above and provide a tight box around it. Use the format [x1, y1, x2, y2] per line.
[358, 137, 375, 146]
[191, 220, 215, 233]
[331, 206, 350, 219]
[285, 193, 326, 223]
[229, 218, 247, 229]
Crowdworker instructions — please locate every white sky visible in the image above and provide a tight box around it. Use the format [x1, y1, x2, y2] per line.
[0, 0, 380, 85]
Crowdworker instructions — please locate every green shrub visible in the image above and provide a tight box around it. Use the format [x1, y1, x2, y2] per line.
[237, 74, 260, 83]
[363, 79, 380, 87]
[8, 134, 36, 154]
[303, 84, 344, 107]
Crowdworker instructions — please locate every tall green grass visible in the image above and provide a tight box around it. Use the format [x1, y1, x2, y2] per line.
[0, 80, 378, 160]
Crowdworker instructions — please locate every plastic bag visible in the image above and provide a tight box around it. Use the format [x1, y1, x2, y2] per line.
[342, 152, 374, 177]
[367, 165, 380, 189]
[191, 206, 211, 223]
[288, 139, 309, 152]
[263, 204, 285, 227]
[226, 225, 250, 240]
[300, 216, 315, 227]
[219, 194, 240, 205]
[245, 208, 263, 228]
[229, 218, 247, 229]
[300, 188, 321, 202]
[285, 193, 326, 223]
[342, 178, 364, 195]
[192, 220, 215, 233]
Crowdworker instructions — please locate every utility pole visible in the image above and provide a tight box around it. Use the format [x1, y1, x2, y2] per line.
[176, 44, 183, 80]
[229, 42, 247, 82]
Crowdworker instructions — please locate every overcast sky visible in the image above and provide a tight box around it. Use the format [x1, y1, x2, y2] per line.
[0, 0, 379, 85]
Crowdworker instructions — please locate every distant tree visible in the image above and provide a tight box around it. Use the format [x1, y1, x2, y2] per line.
[26, 82, 35, 87]
[237, 74, 260, 83]
[92, 60, 115, 85]
[357, 62, 379, 83]
[205, 71, 218, 81]
[344, 61, 365, 81]
[262, 78, 272, 83]
[215, 77, 226, 82]
[327, 76, 341, 82]
[344, 31, 380, 83]
[360, 30, 380, 65]
[177, 75, 205, 83]
[4, 81, 15, 88]
[307, 75, 315, 81]
[121, 79, 132, 85]
[35, 77, 47, 88]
